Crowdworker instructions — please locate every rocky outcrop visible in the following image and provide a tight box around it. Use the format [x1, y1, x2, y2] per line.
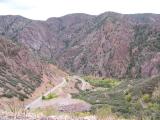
[0, 12, 160, 78]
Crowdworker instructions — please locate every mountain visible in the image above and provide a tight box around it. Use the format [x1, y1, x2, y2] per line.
[0, 12, 160, 79]
[0, 12, 160, 120]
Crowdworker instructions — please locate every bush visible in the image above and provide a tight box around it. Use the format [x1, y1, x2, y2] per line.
[42, 95, 45, 100]
[125, 94, 132, 102]
[19, 95, 25, 101]
[148, 103, 160, 111]
[3, 93, 13, 98]
[42, 93, 58, 100]
[142, 94, 150, 103]
[135, 101, 142, 111]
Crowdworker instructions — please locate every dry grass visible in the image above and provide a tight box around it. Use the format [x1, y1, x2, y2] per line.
[32, 106, 58, 116]
[152, 82, 160, 101]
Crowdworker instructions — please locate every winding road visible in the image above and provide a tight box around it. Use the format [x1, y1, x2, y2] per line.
[25, 76, 91, 111]
[25, 78, 66, 109]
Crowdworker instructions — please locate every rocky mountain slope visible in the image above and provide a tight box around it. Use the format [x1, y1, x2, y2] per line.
[0, 12, 160, 78]
[0, 36, 44, 100]
[0, 36, 66, 100]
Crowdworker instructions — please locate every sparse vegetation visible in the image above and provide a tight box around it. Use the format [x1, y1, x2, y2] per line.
[83, 76, 120, 88]
[125, 94, 132, 102]
[42, 93, 58, 100]
[4, 98, 27, 120]
[142, 94, 150, 103]
[95, 105, 117, 120]
[0, 37, 43, 100]
[69, 112, 91, 117]
[152, 82, 160, 101]
[32, 107, 58, 116]
[73, 76, 160, 119]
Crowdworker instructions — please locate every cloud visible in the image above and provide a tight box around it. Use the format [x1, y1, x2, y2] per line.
[0, 0, 34, 10]
[0, 0, 9, 3]
[0, 0, 160, 20]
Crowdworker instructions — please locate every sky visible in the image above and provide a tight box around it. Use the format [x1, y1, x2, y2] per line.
[0, 0, 160, 20]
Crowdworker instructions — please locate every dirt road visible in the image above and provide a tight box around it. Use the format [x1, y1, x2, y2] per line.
[25, 78, 66, 109]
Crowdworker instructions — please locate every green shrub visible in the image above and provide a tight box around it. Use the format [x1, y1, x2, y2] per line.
[19, 95, 25, 101]
[142, 94, 150, 103]
[148, 103, 160, 111]
[42, 95, 45, 100]
[42, 93, 58, 100]
[135, 101, 142, 110]
[3, 93, 13, 98]
[125, 94, 132, 102]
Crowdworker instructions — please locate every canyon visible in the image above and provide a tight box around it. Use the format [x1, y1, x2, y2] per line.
[0, 12, 160, 78]
[0, 12, 160, 120]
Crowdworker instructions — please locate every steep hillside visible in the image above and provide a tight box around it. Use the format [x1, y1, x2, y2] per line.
[0, 36, 43, 100]
[0, 12, 160, 78]
[0, 36, 67, 100]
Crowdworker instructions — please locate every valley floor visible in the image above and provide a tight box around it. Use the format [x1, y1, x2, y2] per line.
[1, 75, 160, 120]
